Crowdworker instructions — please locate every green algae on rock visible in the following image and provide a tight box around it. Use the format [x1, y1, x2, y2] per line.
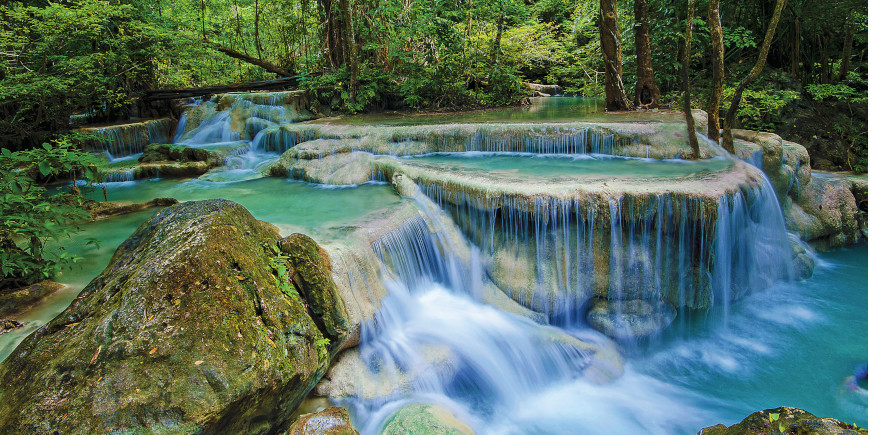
[0, 199, 346, 433]
[381, 403, 475, 435]
[698, 407, 867, 435]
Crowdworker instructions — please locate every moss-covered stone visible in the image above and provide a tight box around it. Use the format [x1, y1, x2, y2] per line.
[381, 404, 475, 435]
[279, 233, 350, 345]
[286, 407, 359, 435]
[139, 143, 211, 164]
[0, 199, 342, 433]
[698, 406, 867, 435]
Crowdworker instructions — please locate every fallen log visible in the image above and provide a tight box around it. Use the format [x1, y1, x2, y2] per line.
[141, 76, 302, 101]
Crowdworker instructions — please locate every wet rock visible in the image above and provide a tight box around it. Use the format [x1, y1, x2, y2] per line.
[381, 403, 475, 435]
[0, 281, 66, 317]
[0, 319, 24, 334]
[526, 83, 562, 96]
[139, 143, 211, 164]
[0, 199, 344, 433]
[87, 197, 179, 219]
[788, 233, 815, 280]
[698, 406, 867, 435]
[314, 345, 457, 399]
[279, 233, 351, 347]
[586, 298, 677, 340]
[270, 148, 375, 185]
[286, 407, 359, 435]
[784, 174, 859, 250]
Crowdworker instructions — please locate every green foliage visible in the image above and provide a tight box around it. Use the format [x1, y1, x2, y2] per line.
[0, 0, 170, 148]
[0, 137, 105, 289]
[805, 84, 860, 103]
[267, 245, 299, 299]
[722, 87, 799, 132]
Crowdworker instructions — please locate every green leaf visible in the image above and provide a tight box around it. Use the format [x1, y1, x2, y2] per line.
[1, 148, 12, 158]
[42, 143, 52, 151]
[38, 160, 52, 176]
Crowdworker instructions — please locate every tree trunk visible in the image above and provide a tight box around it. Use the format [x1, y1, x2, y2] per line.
[205, 40, 294, 77]
[633, 0, 661, 108]
[491, 4, 506, 66]
[254, 0, 263, 60]
[340, 0, 358, 102]
[682, 0, 700, 159]
[599, 0, 632, 111]
[722, 0, 787, 153]
[838, 21, 854, 81]
[791, 14, 801, 78]
[706, 0, 724, 141]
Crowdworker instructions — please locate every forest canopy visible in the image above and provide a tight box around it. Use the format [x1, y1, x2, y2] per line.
[0, 0, 867, 169]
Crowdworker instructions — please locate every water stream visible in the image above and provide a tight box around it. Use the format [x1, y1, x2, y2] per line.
[2, 96, 865, 433]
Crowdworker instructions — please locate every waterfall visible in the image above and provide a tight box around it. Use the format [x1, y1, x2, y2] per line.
[85, 118, 172, 158]
[414, 177, 793, 324]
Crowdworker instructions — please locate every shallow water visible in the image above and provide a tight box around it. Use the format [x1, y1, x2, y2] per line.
[399, 152, 733, 180]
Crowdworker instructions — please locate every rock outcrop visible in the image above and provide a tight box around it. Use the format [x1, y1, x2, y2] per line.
[698, 406, 867, 435]
[0, 199, 349, 433]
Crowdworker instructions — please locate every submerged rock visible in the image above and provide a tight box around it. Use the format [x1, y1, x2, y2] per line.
[0, 319, 24, 334]
[0, 199, 347, 433]
[286, 406, 359, 435]
[381, 403, 475, 435]
[698, 406, 867, 435]
[87, 197, 179, 219]
[586, 298, 677, 340]
[0, 280, 66, 317]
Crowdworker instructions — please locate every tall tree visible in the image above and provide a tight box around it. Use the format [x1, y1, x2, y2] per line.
[722, 0, 788, 153]
[633, 0, 661, 108]
[599, 0, 632, 111]
[706, 0, 724, 141]
[682, 0, 700, 159]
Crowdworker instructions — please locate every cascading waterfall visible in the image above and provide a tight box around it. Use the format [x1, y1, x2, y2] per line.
[414, 178, 793, 324]
[85, 118, 172, 158]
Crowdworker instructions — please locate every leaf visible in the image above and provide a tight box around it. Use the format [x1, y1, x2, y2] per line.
[769, 412, 780, 422]
[38, 160, 51, 176]
[194, 360, 204, 365]
[149, 347, 157, 354]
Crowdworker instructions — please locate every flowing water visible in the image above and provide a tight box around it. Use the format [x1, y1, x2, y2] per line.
[3, 96, 866, 433]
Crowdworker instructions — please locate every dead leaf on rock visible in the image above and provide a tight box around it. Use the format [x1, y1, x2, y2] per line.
[149, 347, 157, 355]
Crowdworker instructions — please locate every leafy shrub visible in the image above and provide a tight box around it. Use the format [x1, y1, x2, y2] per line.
[721, 88, 799, 131]
[0, 138, 104, 290]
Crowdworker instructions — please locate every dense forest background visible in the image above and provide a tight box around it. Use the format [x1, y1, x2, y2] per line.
[1, 0, 867, 171]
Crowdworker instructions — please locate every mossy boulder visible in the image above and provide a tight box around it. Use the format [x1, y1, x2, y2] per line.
[139, 143, 212, 164]
[698, 406, 867, 435]
[286, 406, 359, 435]
[0, 199, 344, 433]
[381, 404, 475, 435]
[278, 233, 351, 347]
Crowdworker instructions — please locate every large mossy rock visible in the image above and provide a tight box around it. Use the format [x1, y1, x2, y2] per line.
[0, 199, 345, 433]
[698, 407, 867, 435]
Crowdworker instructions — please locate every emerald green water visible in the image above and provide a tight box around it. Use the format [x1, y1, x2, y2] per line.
[399, 152, 733, 180]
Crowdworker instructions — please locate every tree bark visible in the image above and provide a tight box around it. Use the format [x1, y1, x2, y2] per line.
[682, 0, 700, 159]
[838, 21, 854, 81]
[791, 16, 800, 79]
[599, 0, 632, 111]
[491, 4, 506, 66]
[340, 0, 358, 101]
[706, 0, 724, 141]
[205, 40, 294, 77]
[722, 0, 787, 153]
[254, 0, 263, 60]
[633, 0, 661, 108]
